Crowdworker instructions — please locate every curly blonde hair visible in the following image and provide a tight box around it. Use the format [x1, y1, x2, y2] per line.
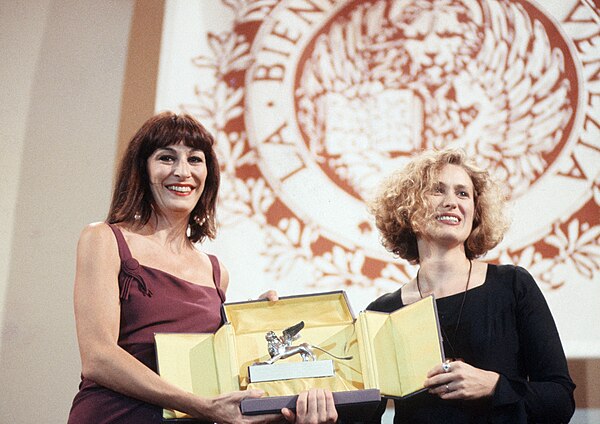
[368, 148, 510, 263]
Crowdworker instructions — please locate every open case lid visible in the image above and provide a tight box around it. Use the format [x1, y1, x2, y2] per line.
[223, 290, 355, 334]
[358, 294, 445, 398]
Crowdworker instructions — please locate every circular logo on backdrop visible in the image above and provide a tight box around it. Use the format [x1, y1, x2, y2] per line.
[189, 0, 599, 293]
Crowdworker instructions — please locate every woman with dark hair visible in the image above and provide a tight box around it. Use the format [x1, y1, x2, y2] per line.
[68, 112, 337, 424]
[364, 148, 575, 423]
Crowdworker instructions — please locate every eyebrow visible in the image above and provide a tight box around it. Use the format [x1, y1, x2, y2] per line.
[435, 182, 472, 191]
[156, 146, 203, 153]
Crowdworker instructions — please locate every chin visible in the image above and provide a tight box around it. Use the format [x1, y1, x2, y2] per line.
[435, 233, 468, 245]
[164, 206, 195, 215]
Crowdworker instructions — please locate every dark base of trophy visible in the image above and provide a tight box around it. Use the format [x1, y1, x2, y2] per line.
[248, 359, 334, 383]
[241, 388, 382, 420]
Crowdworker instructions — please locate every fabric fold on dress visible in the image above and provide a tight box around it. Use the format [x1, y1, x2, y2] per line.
[119, 257, 153, 300]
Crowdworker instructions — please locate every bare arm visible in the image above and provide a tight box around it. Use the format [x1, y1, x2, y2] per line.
[73, 223, 279, 423]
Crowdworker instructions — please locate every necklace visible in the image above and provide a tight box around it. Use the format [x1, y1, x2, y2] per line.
[416, 259, 472, 359]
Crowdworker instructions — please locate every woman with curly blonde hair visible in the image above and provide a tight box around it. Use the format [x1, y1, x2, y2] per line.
[364, 148, 575, 423]
[370, 148, 509, 263]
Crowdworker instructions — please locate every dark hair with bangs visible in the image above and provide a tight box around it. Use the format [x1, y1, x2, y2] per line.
[108, 111, 220, 243]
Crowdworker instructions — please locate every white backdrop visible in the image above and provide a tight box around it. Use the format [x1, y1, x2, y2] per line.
[155, 0, 600, 358]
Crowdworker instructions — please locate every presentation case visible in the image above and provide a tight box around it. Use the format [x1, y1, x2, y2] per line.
[154, 291, 443, 420]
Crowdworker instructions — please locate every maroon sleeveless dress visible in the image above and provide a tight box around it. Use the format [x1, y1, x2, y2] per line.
[68, 224, 225, 423]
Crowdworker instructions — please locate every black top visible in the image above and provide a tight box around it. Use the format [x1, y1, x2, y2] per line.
[362, 264, 575, 424]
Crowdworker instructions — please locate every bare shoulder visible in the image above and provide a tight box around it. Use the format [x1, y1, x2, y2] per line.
[77, 222, 118, 257]
[80, 221, 112, 238]
[215, 256, 230, 292]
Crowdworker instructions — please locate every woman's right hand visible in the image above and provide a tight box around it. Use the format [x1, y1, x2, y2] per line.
[196, 390, 283, 424]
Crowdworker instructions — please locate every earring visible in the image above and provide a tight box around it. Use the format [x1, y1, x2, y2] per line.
[134, 212, 141, 221]
[194, 215, 207, 226]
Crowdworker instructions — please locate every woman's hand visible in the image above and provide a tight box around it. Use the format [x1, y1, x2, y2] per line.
[198, 390, 282, 424]
[424, 360, 499, 400]
[259, 290, 279, 301]
[281, 389, 338, 424]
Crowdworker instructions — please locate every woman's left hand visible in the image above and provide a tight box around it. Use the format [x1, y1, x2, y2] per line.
[258, 290, 279, 301]
[424, 360, 499, 400]
[281, 389, 338, 424]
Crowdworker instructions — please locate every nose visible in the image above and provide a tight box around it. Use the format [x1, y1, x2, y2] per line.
[442, 192, 458, 208]
[173, 160, 191, 178]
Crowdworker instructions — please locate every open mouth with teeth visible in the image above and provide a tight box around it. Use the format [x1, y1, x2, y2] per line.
[166, 185, 194, 195]
[436, 215, 460, 224]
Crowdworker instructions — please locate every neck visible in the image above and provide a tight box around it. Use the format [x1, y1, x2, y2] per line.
[139, 212, 192, 252]
[417, 254, 472, 298]
[416, 234, 467, 263]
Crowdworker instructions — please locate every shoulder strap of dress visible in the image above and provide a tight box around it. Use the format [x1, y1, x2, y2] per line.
[207, 254, 226, 303]
[106, 223, 152, 300]
[106, 223, 133, 261]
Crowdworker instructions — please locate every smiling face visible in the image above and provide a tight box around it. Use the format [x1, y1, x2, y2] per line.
[146, 144, 207, 218]
[419, 164, 475, 249]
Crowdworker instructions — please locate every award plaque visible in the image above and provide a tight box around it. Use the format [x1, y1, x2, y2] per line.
[248, 359, 335, 383]
[247, 321, 351, 383]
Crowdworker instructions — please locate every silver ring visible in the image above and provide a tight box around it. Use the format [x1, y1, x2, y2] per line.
[442, 361, 451, 373]
[445, 384, 450, 393]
